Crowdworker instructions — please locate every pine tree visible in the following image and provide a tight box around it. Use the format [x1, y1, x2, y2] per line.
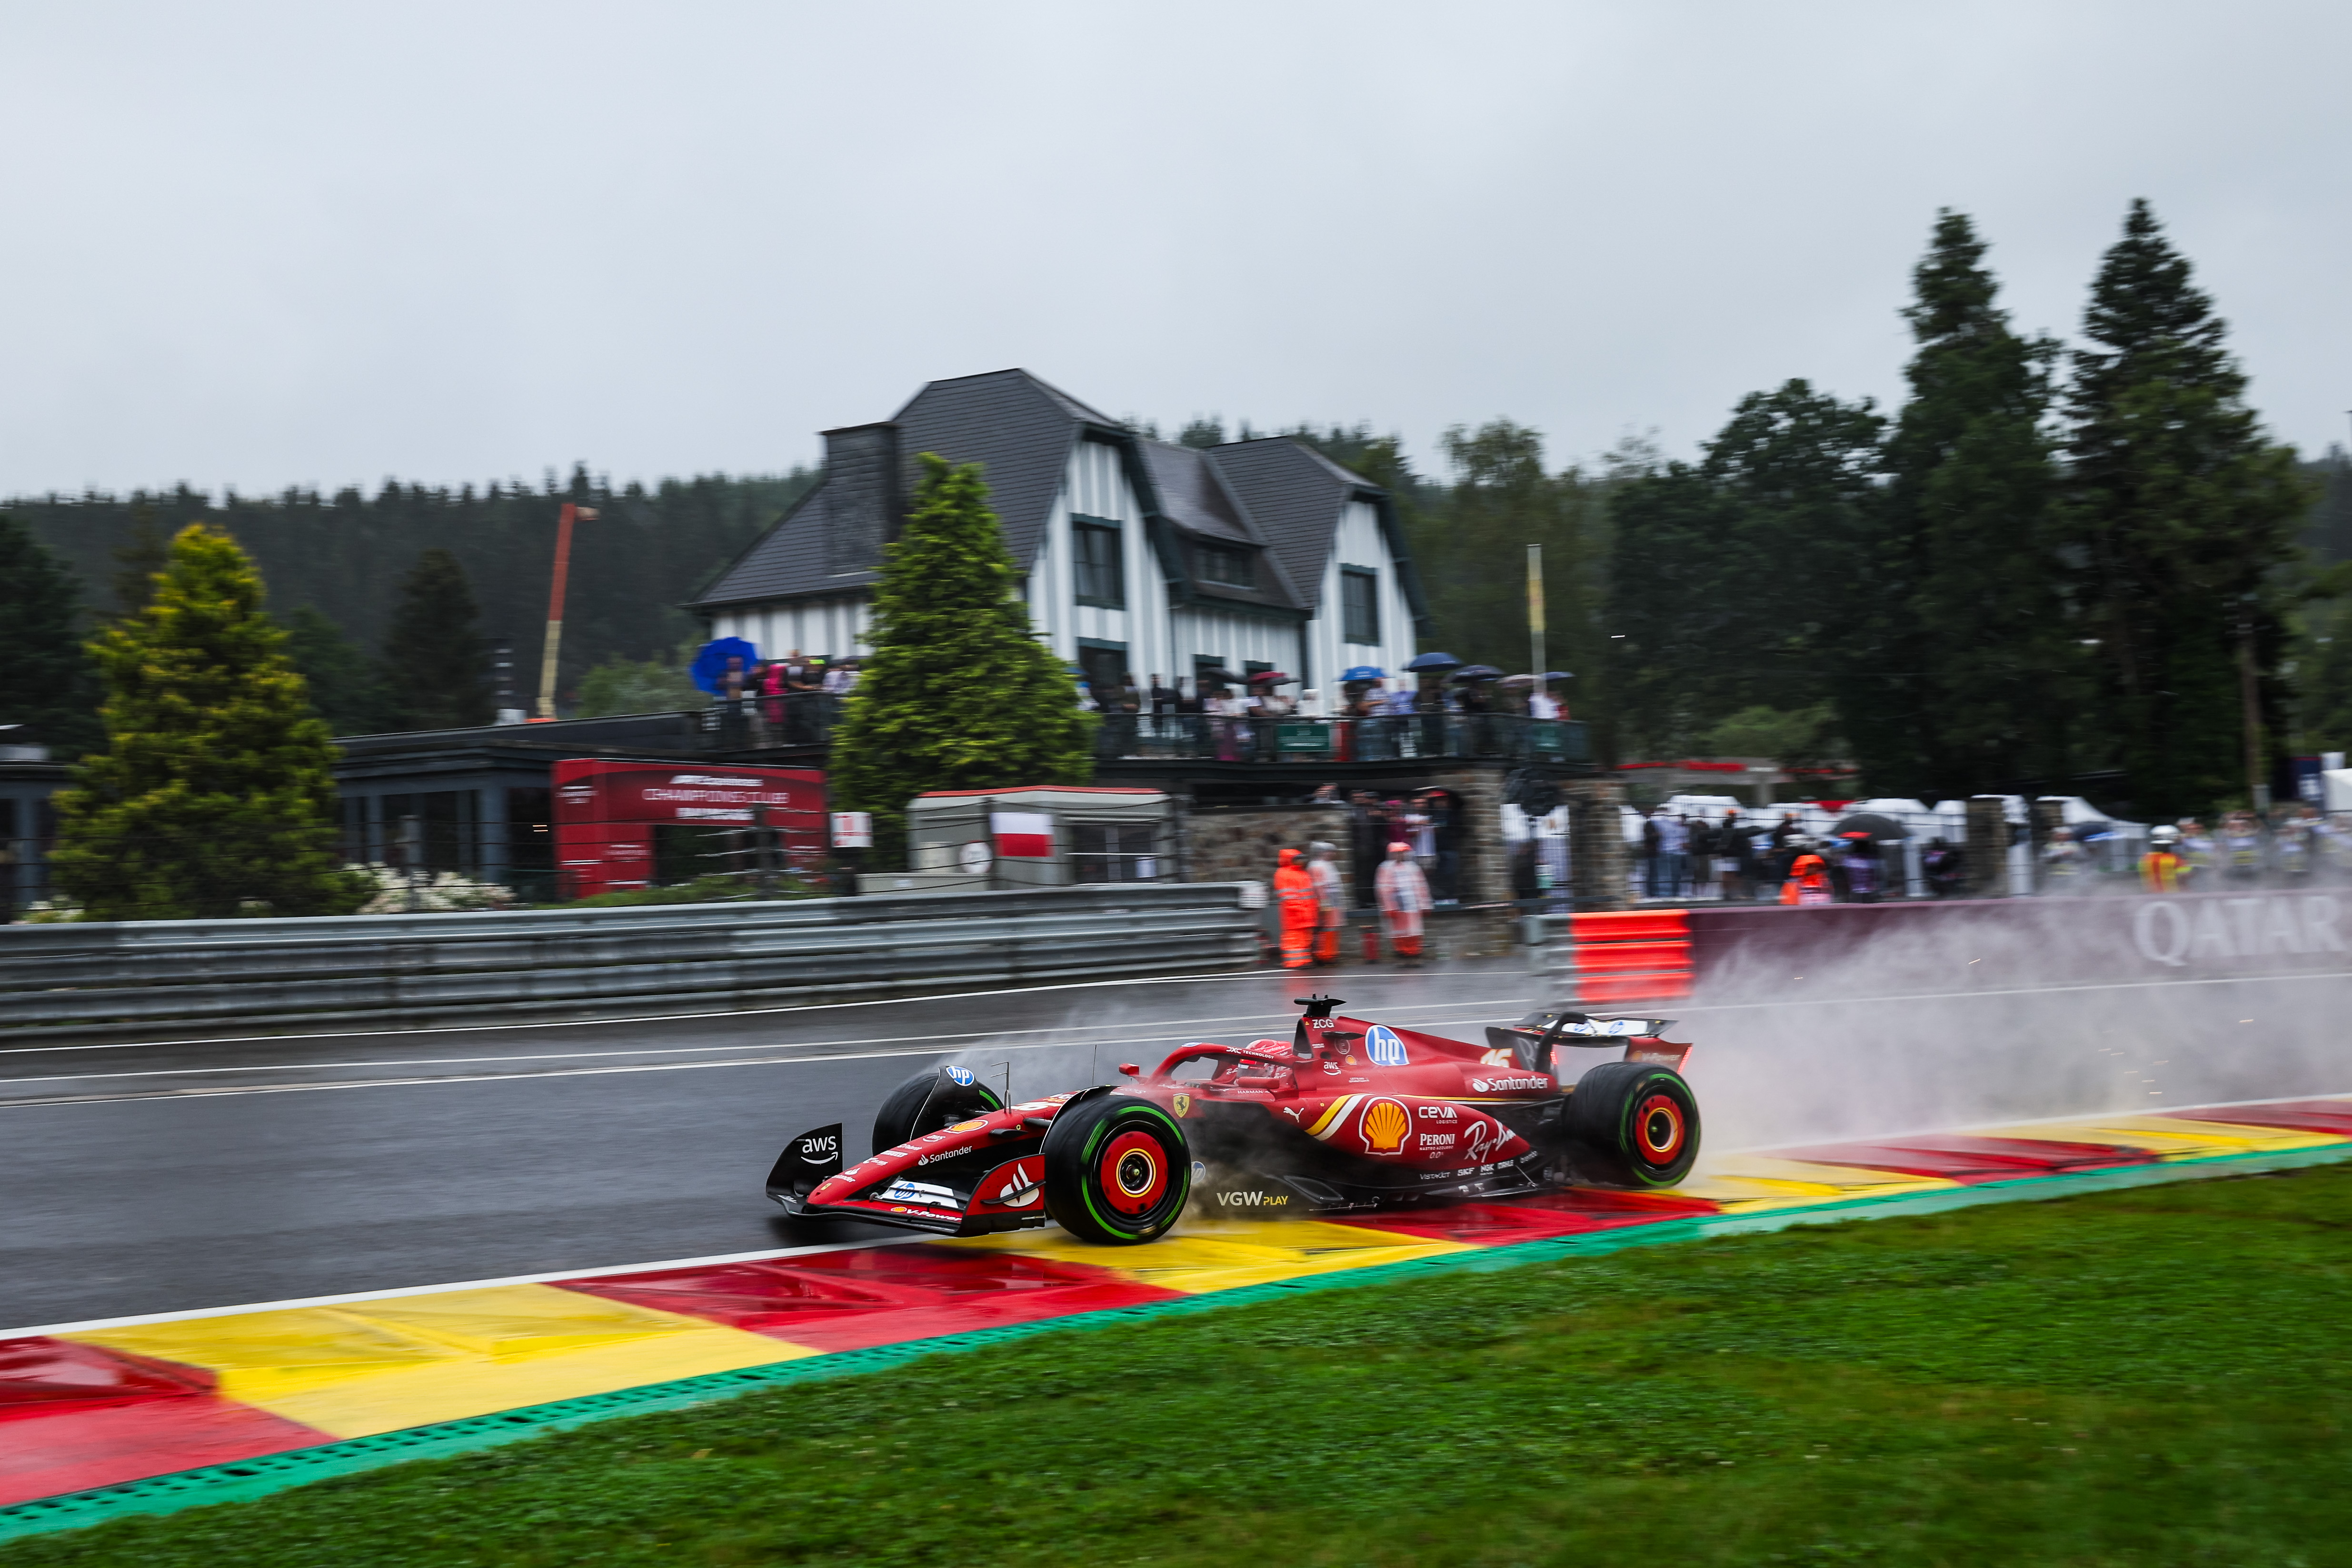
[830, 454, 1093, 865]
[1884, 210, 2080, 797]
[1609, 382, 1882, 759]
[382, 548, 491, 730]
[0, 513, 103, 758]
[49, 525, 361, 920]
[281, 606, 395, 736]
[2063, 200, 2313, 817]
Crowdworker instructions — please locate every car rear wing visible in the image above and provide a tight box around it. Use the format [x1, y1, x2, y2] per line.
[1485, 1011, 1688, 1073]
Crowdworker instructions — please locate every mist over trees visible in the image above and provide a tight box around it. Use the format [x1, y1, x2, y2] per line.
[3, 468, 816, 732]
[4, 201, 2337, 818]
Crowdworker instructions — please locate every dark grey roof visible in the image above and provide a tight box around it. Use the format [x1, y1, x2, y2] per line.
[690, 482, 879, 607]
[692, 371, 1420, 631]
[1197, 438, 1377, 614]
[694, 369, 1108, 609]
[890, 370, 1114, 574]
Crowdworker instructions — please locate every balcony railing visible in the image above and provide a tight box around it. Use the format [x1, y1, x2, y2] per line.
[1088, 712, 1591, 765]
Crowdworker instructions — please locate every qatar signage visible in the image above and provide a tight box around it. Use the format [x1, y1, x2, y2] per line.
[552, 759, 827, 897]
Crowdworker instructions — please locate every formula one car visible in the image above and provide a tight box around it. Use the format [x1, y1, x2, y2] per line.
[766, 995, 1698, 1245]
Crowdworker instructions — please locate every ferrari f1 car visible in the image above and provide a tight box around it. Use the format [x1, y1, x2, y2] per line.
[766, 995, 1698, 1245]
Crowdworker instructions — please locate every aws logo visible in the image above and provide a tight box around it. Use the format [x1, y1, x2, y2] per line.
[1358, 1097, 1413, 1155]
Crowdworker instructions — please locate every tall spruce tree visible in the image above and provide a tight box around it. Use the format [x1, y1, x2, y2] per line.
[383, 548, 491, 729]
[2063, 200, 2312, 817]
[1883, 210, 2078, 797]
[0, 513, 103, 758]
[1610, 381, 1883, 759]
[50, 525, 360, 919]
[830, 454, 1092, 866]
[281, 605, 396, 736]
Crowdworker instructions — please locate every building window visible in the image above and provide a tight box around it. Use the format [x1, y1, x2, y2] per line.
[1074, 520, 1125, 607]
[1197, 543, 1255, 589]
[1341, 567, 1380, 645]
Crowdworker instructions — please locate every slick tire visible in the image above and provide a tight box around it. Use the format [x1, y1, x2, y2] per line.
[870, 1068, 1005, 1158]
[1565, 1061, 1700, 1188]
[1039, 1094, 1191, 1245]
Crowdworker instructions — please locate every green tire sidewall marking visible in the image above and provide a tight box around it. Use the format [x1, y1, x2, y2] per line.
[1616, 1069, 1690, 1188]
[1077, 1102, 1188, 1236]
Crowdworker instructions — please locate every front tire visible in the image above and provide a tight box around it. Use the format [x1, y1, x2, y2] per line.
[1565, 1062, 1699, 1188]
[1040, 1095, 1191, 1244]
[870, 1067, 1004, 1157]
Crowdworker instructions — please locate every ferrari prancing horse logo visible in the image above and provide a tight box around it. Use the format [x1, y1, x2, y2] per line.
[1172, 1093, 1192, 1119]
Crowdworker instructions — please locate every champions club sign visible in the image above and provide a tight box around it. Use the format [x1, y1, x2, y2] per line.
[552, 759, 827, 898]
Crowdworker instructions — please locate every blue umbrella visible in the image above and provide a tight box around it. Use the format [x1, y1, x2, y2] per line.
[690, 636, 761, 694]
[1340, 665, 1386, 683]
[1405, 651, 1462, 672]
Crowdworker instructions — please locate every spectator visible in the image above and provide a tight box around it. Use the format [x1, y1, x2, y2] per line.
[1843, 834, 1883, 902]
[1527, 684, 1561, 720]
[1348, 790, 1388, 901]
[1375, 840, 1431, 966]
[1715, 809, 1753, 901]
[1684, 812, 1717, 900]
[1649, 806, 1687, 899]
[2039, 824, 2087, 894]
[2177, 819, 2216, 886]
[2218, 810, 2264, 885]
[1418, 788, 1462, 906]
[1922, 837, 1963, 897]
[1308, 840, 1346, 966]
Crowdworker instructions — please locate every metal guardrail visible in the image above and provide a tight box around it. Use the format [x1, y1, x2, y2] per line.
[0, 883, 1258, 1037]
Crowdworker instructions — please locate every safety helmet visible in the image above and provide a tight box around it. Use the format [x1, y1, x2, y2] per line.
[2151, 825, 2180, 845]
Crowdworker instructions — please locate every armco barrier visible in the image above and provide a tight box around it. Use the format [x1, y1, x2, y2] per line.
[0, 884, 1258, 1038]
[1530, 909, 1694, 1006]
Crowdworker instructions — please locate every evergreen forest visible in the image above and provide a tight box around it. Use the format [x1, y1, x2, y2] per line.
[6, 200, 2349, 819]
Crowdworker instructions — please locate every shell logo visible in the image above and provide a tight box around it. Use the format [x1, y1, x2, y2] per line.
[1359, 1097, 1412, 1155]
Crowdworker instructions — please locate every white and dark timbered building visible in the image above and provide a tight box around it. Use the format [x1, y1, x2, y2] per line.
[691, 370, 1429, 695]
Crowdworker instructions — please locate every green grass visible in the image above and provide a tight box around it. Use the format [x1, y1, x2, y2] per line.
[11, 1166, 2352, 1567]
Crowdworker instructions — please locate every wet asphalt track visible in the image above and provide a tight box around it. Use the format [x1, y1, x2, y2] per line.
[3, 955, 2346, 1331]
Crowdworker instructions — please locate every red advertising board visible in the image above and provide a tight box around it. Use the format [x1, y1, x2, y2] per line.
[552, 759, 827, 898]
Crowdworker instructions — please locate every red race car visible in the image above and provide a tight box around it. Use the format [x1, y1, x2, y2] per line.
[766, 995, 1699, 1245]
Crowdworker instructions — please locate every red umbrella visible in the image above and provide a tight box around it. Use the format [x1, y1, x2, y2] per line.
[1246, 670, 1294, 685]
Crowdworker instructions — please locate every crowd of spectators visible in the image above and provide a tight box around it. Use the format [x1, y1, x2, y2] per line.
[711, 650, 859, 745]
[2134, 803, 2352, 892]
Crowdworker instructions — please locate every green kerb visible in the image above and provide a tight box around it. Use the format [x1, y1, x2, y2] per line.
[4, 1139, 2344, 1546]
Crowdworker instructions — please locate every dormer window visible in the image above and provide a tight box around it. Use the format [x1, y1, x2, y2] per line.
[1197, 543, 1255, 589]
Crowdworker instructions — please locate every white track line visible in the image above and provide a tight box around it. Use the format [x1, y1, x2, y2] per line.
[0, 1012, 1541, 1108]
[0, 968, 1499, 1058]
[0, 999, 1528, 1089]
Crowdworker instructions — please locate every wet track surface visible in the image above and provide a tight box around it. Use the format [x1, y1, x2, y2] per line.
[0, 963, 1542, 1328]
[3, 956, 2347, 1330]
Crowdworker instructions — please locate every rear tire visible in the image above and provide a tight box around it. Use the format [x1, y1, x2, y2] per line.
[1040, 1094, 1191, 1244]
[1565, 1061, 1699, 1188]
[870, 1067, 1004, 1158]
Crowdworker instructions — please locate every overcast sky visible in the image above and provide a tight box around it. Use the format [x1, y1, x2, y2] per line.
[4, 1, 2347, 500]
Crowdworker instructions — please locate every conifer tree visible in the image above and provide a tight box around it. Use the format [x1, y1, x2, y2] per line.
[2063, 200, 2312, 816]
[50, 525, 361, 919]
[383, 548, 491, 730]
[281, 606, 396, 736]
[0, 514, 103, 758]
[830, 454, 1092, 865]
[1884, 210, 2079, 796]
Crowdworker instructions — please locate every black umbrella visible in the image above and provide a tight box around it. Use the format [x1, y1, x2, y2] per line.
[1447, 664, 1505, 684]
[1405, 651, 1463, 672]
[1832, 811, 1910, 844]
